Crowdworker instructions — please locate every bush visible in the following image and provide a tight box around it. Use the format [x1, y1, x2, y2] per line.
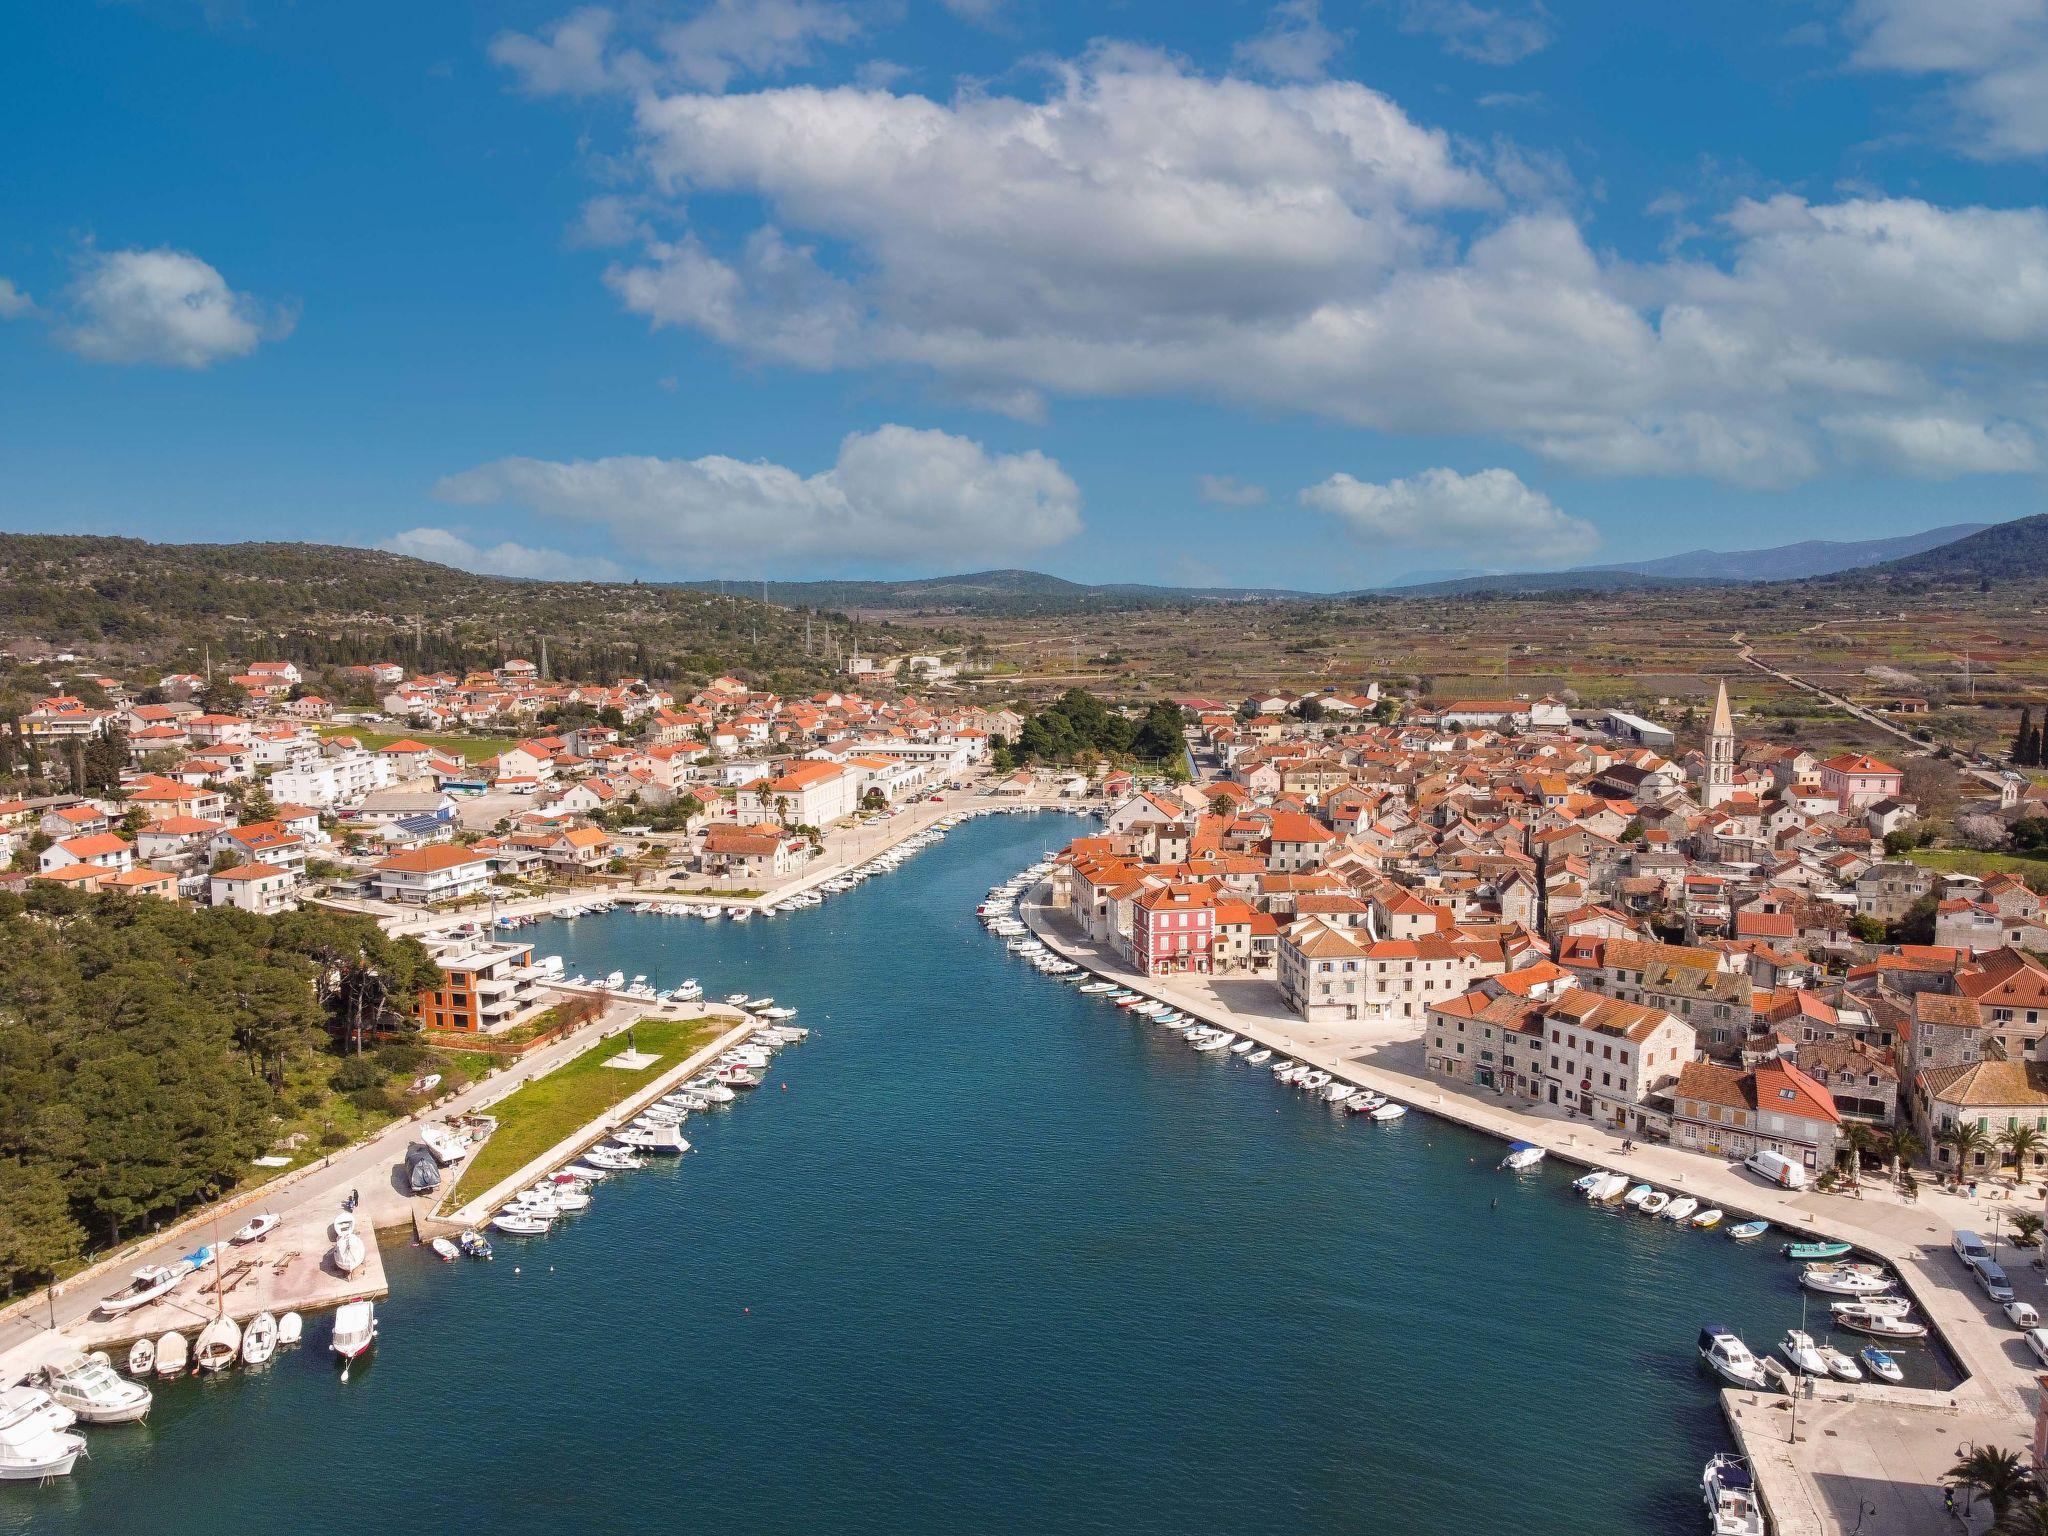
[347, 1084, 401, 1117]
[330, 1057, 383, 1093]
[374, 1042, 430, 1075]
[318, 1126, 350, 1150]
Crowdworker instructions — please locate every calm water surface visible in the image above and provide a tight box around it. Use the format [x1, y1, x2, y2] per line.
[5, 811, 1936, 1534]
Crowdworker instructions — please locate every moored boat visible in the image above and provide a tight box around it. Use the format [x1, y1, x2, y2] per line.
[126, 1337, 154, 1377]
[1782, 1239, 1852, 1261]
[1859, 1347, 1905, 1383]
[0, 1386, 87, 1483]
[1499, 1142, 1545, 1171]
[1662, 1195, 1701, 1223]
[194, 1314, 242, 1373]
[1816, 1344, 1862, 1382]
[1832, 1303, 1926, 1338]
[1692, 1208, 1724, 1230]
[1779, 1329, 1827, 1376]
[154, 1330, 188, 1377]
[277, 1312, 304, 1347]
[43, 1350, 151, 1424]
[1727, 1220, 1769, 1241]
[241, 1311, 278, 1367]
[1701, 1454, 1766, 1536]
[1800, 1264, 1891, 1297]
[430, 1236, 460, 1262]
[1698, 1325, 1768, 1388]
[1636, 1189, 1669, 1215]
[331, 1300, 377, 1376]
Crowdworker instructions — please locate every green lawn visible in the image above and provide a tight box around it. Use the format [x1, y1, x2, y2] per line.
[446, 1014, 725, 1204]
[1903, 848, 2048, 880]
[316, 724, 518, 764]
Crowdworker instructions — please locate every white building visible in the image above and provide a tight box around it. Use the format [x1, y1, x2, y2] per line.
[210, 862, 301, 915]
[269, 749, 397, 809]
[371, 845, 492, 905]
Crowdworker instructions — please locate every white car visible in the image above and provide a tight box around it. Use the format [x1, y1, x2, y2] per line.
[2027, 1326, 2048, 1367]
[2006, 1300, 2042, 1330]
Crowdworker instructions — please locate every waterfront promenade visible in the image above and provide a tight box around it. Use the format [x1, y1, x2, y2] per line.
[1020, 890, 2040, 1534]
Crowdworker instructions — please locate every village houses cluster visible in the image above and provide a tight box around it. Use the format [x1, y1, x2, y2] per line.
[1050, 683, 2048, 1185]
[8, 659, 1017, 1027]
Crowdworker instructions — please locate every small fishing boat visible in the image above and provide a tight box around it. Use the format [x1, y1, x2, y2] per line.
[278, 1312, 303, 1347]
[1701, 1454, 1766, 1536]
[97, 1261, 190, 1318]
[153, 1330, 189, 1377]
[0, 1386, 88, 1484]
[331, 1231, 368, 1278]
[1692, 1209, 1724, 1230]
[1637, 1190, 1671, 1216]
[1499, 1142, 1545, 1171]
[194, 1315, 242, 1373]
[491, 1212, 550, 1235]
[241, 1311, 278, 1367]
[332, 1213, 357, 1240]
[1727, 1220, 1770, 1242]
[1230, 1038, 1255, 1055]
[1779, 1330, 1827, 1376]
[459, 1230, 493, 1260]
[126, 1337, 155, 1377]
[1816, 1344, 1862, 1382]
[1624, 1184, 1655, 1208]
[1859, 1347, 1905, 1384]
[1369, 1102, 1407, 1122]
[43, 1351, 151, 1424]
[331, 1300, 376, 1377]
[1246, 1048, 1273, 1066]
[232, 1212, 280, 1244]
[1782, 1239, 1852, 1262]
[430, 1236, 460, 1262]
[1697, 1325, 1769, 1389]
[1662, 1196, 1701, 1223]
[1832, 1305, 1926, 1339]
[1829, 1294, 1913, 1319]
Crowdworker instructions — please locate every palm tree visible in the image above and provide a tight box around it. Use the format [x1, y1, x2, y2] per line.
[1944, 1122, 1990, 1185]
[2003, 1124, 2045, 1184]
[1997, 1493, 2048, 1534]
[1890, 1128, 1925, 1180]
[1950, 1444, 2036, 1523]
[1840, 1123, 1876, 1188]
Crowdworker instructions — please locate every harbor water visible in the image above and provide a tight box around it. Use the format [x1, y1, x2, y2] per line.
[2, 810, 1948, 1534]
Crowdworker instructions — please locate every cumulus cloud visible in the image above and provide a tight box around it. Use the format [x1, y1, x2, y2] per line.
[1304, 467, 1597, 566]
[56, 248, 290, 369]
[1394, 0, 1552, 65]
[380, 527, 629, 581]
[434, 424, 1082, 571]
[1843, 0, 2048, 158]
[1235, 1, 1344, 82]
[1196, 473, 1270, 506]
[0, 278, 34, 320]
[519, 41, 2048, 487]
[492, 0, 859, 97]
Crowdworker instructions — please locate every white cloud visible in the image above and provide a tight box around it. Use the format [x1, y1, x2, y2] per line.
[380, 527, 629, 581]
[1844, 0, 2048, 158]
[1822, 412, 2043, 476]
[434, 424, 1082, 570]
[57, 248, 289, 369]
[1395, 0, 1553, 66]
[539, 46, 2048, 487]
[0, 278, 34, 320]
[492, 0, 859, 97]
[1302, 466, 1598, 566]
[1195, 473, 1269, 506]
[1235, 1, 1344, 82]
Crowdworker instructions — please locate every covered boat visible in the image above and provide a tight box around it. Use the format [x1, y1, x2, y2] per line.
[331, 1300, 377, 1375]
[407, 1150, 442, 1195]
[194, 1314, 242, 1373]
[332, 1231, 368, 1278]
[154, 1330, 189, 1377]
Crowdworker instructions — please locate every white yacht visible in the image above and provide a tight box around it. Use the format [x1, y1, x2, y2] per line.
[1697, 1326, 1769, 1388]
[1701, 1455, 1766, 1536]
[1800, 1264, 1892, 1297]
[0, 1387, 87, 1482]
[491, 1211, 551, 1236]
[331, 1300, 377, 1374]
[43, 1351, 151, 1424]
[1816, 1344, 1862, 1382]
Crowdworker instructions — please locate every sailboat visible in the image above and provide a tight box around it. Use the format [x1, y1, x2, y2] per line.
[241, 1311, 279, 1366]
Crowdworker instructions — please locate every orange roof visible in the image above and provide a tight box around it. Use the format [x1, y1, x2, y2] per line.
[375, 845, 489, 873]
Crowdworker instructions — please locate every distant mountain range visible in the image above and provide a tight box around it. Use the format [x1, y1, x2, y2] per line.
[680, 519, 2004, 613]
[1840, 513, 2048, 583]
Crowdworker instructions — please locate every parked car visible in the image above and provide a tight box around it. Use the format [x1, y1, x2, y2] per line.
[2005, 1300, 2042, 1330]
[1975, 1260, 2015, 1303]
[2026, 1326, 2048, 1367]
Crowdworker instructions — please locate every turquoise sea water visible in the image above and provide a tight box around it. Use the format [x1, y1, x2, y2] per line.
[3, 811, 1949, 1534]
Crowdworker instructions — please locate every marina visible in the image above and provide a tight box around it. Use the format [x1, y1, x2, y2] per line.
[0, 812, 1952, 1532]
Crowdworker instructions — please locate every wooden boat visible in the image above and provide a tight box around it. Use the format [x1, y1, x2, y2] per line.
[194, 1315, 242, 1373]
[1692, 1208, 1725, 1230]
[1832, 1304, 1926, 1339]
[1726, 1220, 1770, 1241]
[1782, 1239, 1851, 1261]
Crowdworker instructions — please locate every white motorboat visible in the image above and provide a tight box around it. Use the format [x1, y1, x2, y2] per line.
[331, 1300, 377, 1375]
[1623, 1183, 1653, 1208]
[195, 1314, 242, 1373]
[1779, 1329, 1827, 1376]
[331, 1232, 368, 1278]
[126, 1337, 154, 1377]
[1800, 1264, 1891, 1297]
[0, 1386, 87, 1482]
[1831, 1303, 1927, 1338]
[1697, 1326, 1768, 1388]
[1859, 1347, 1905, 1384]
[43, 1350, 151, 1424]
[1269, 1058, 1297, 1075]
[1320, 1081, 1355, 1103]
[1701, 1454, 1766, 1536]
[615, 1123, 690, 1153]
[1499, 1142, 1545, 1171]
[418, 1123, 470, 1165]
[430, 1237, 461, 1262]
[1828, 1294, 1912, 1318]
[491, 1212, 550, 1235]
[278, 1312, 304, 1348]
[1580, 1171, 1629, 1201]
[1230, 1037, 1256, 1055]
[1634, 1189, 1668, 1215]
[232, 1212, 280, 1244]
[604, 971, 627, 989]
[97, 1261, 189, 1318]
[1193, 1033, 1235, 1053]
[1298, 1069, 1331, 1091]
[1369, 1102, 1407, 1121]
[1247, 1048, 1273, 1066]
[241, 1311, 279, 1366]
[1662, 1196, 1700, 1224]
[1816, 1344, 1862, 1382]
[154, 1330, 189, 1377]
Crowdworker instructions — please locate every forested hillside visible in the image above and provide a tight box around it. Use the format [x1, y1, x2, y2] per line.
[0, 888, 443, 1293]
[0, 534, 950, 689]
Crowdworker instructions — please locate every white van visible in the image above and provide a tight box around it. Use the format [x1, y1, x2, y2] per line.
[1745, 1149, 1809, 1190]
[1955, 1229, 1993, 1267]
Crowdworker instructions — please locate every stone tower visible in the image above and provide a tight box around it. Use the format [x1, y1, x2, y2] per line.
[1703, 680, 1736, 809]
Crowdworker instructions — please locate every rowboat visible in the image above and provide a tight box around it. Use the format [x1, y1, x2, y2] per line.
[1726, 1220, 1770, 1241]
[1782, 1240, 1851, 1261]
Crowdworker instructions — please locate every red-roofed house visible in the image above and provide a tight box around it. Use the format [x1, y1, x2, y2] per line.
[1132, 884, 1216, 976]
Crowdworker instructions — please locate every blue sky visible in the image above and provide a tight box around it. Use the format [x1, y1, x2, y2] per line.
[3, 0, 2046, 588]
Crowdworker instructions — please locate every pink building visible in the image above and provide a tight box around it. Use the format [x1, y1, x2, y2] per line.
[1817, 752, 1903, 811]
[1133, 884, 1216, 977]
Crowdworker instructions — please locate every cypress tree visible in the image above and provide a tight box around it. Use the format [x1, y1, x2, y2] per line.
[2018, 709, 2036, 767]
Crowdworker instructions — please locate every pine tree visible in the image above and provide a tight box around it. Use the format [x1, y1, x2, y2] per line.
[0, 1159, 85, 1296]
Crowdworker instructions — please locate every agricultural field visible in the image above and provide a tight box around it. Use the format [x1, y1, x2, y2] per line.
[316, 724, 518, 763]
